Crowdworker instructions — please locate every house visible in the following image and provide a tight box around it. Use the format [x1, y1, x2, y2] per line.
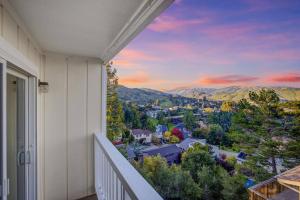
[177, 138, 207, 151]
[175, 123, 192, 139]
[248, 165, 300, 200]
[131, 129, 153, 144]
[146, 110, 159, 118]
[0, 0, 173, 200]
[142, 144, 182, 165]
[155, 124, 168, 138]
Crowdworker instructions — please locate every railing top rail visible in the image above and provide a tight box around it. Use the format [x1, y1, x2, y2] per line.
[94, 133, 163, 200]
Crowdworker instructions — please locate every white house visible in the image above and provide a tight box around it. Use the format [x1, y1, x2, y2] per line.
[131, 129, 153, 144]
[0, 0, 173, 200]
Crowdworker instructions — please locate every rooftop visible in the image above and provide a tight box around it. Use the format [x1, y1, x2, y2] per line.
[132, 129, 153, 136]
[142, 144, 182, 157]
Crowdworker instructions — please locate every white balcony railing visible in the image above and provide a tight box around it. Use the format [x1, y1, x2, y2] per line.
[94, 133, 163, 200]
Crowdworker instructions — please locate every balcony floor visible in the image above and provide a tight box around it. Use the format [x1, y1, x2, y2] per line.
[77, 194, 97, 200]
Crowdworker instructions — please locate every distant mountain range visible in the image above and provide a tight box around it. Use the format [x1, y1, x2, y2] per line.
[166, 86, 300, 101]
[117, 85, 300, 104]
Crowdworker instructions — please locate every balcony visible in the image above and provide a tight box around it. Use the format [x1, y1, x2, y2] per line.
[94, 133, 163, 200]
[248, 166, 300, 200]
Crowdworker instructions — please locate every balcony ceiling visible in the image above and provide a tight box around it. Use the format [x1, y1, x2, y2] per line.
[9, 0, 173, 62]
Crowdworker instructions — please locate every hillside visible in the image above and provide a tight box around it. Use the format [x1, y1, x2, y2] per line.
[116, 85, 196, 106]
[117, 86, 300, 105]
[117, 85, 171, 104]
[167, 86, 300, 101]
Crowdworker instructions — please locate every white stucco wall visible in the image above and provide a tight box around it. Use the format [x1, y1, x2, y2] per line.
[0, 1, 103, 199]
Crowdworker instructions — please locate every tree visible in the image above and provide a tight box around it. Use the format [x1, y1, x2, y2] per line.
[221, 173, 248, 200]
[183, 111, 196, 130]
[123, 103, 141, 129]
[207, 124, 224, 145]
[196, 166, 225, 200]
[221, 101, 233, 112]
[134, 156, 201, 200]
[106, 63, 125, 141]
[279, 101, 300, 168]
[230, 89, 294, 174]
[140, 113, 149, 129]
[171, 128, 184, 141]
[208, 111, 232, 132]
[204, 107, 213, 113]
[169, 135, 180, 143]
[181, 149, 215, 180]
[163, 131, 171, 140]
[181, 144, 226, 200]
[157, 111, 167, 125]
[192, 128, 209, 139]
[146, 118, 158, 132]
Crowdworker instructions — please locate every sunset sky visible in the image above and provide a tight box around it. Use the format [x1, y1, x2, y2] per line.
[113, 0, 300, 90]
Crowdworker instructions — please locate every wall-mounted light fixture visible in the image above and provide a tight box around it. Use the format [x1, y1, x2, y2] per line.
[38, 80, 49, 93]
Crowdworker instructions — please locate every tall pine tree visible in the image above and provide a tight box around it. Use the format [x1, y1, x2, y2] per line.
[106, 62, 124, 141]
[230, 89, 298, 175]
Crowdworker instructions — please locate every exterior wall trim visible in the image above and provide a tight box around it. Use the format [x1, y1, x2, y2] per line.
[101, 0, 174, 63]
[0, 37, 38, 76]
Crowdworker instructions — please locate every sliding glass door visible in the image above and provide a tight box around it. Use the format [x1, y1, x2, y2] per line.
[0, 62, 36, 200]
[7, 71, 27, 200]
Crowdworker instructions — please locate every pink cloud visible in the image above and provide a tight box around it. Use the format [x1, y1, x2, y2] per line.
[113, 49, 159, 68]
[117, 49, 157, 61]
[148, 15, 208, 32]
[267, 73, 300, 83]
[198, 75, 258, 85]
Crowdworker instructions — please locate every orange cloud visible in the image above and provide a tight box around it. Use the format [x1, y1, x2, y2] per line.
[148, 15, 207, 32]
[199, 75, 258, 85]
[267, 73, 300, 83]
[119, 72, 150, 85]
[118, 71, 171, 89]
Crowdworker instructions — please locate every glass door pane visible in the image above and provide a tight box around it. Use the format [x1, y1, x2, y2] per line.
[7, 74, 26, 200]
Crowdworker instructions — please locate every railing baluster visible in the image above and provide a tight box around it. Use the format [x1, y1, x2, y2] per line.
[94, 133, 163, 200]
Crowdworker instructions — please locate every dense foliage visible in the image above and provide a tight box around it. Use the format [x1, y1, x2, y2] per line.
[183, 110, 196, 130]
[106, 63, 125, 141]
[229, 89, 300, 176]
[134, 144, 248, 200]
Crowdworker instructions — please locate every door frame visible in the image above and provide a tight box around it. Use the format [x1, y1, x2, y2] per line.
[0, 58, 7, 200]
[1, 63, 37, 200]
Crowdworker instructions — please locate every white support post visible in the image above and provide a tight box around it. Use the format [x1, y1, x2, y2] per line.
[101, 64, 107, 136]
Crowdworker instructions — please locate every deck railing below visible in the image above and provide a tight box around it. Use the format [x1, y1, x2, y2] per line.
[94, 133, 163, 200]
